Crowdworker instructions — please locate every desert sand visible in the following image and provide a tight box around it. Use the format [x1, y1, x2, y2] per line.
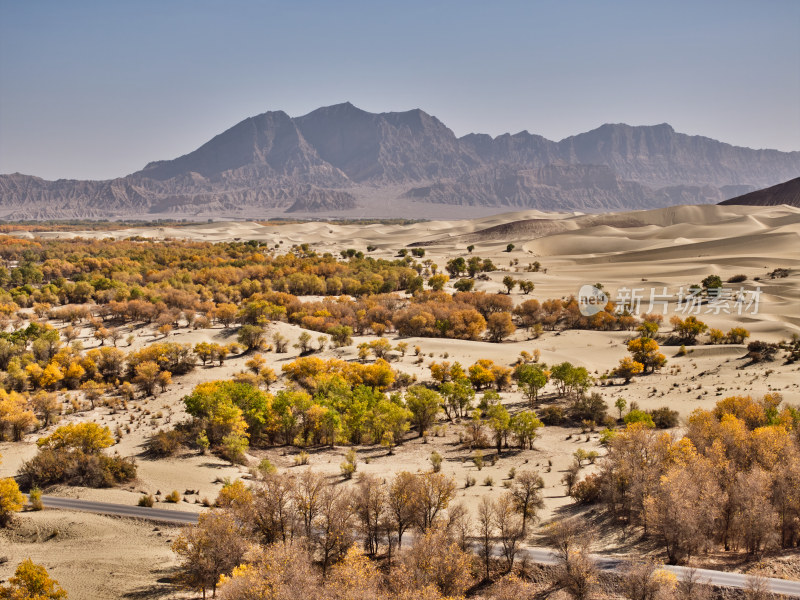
[2, 203, 799, 598]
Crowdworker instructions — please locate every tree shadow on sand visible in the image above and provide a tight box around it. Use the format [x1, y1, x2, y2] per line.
[121, 570, 179, 599]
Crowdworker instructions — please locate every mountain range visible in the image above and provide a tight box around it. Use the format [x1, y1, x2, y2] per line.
[1, 102, 798, 219]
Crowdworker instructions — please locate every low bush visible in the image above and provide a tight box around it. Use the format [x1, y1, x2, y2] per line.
[569, 393, 608, 424]
[747, 340, 779, 363]
[571, 473, 603, 504]
[340, 449, 358, 480]
[146, 429, 184, 457]
[624, 409, 655, 428]
[539, 405, 565, 426]
[649, 406, 679, 429]
[28, 487, 43, 511]
[430, 451, 442, 473]
[19, 449, 136, 489]
[472, 451, 483, 471]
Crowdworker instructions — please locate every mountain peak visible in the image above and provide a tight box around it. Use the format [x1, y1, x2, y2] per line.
[575, 122, 676, 139]
[300, 102, 369, 118]
[249, 109, 292, 122]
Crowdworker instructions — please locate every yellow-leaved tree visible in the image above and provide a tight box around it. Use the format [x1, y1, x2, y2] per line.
[626, 337, 666, 373]
[0, 391, 39, 442]
[0, 558, 67, 599]
[613, 356, 644, 383]
[0, 453, 25, 527]
[36, 422, 114, 454]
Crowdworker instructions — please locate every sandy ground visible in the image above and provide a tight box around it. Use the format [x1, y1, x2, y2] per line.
[0, 510, 187, 599]
[2, 203, 799, 598]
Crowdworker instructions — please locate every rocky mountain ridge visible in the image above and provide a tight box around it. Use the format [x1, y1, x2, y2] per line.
[1, 102, 798, 218]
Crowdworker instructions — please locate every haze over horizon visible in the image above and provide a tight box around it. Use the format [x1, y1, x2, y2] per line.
[1, 0, 799, 181]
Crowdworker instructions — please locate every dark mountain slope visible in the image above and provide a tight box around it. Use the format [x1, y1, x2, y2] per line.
[557, 123, 800, 188]
[139, 110, 346, 185]
[720, 177, 800, 208]
[295, 102, 479, 183]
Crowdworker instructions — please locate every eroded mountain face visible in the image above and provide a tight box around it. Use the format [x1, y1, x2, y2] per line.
[2, 103, 798, 219]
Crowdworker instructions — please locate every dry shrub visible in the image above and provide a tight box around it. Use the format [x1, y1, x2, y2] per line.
[19, 448, 136, 489]
[395, 526, 474, 598]
[571, 473, 603, 504]
[618, 561, 676, 600]
[146, 429, 184, 457]
[217, 542, 320, 600]
[487, 573, 536, 600]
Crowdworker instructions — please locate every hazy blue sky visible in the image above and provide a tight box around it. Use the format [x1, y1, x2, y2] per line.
[1, 0, 798, 180]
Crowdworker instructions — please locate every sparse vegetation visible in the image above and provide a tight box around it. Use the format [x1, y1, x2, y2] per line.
[0, 216, 796, 598]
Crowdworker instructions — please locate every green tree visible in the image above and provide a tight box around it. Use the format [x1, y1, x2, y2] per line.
[615, 397, 627, 420]
[405, 386, 441, 438]
[439, 378, 475, 420]
[428, 274, 449, 291]
[510, 411, 544, 449]
[446, 257, 467, 278]
[237, 324, 267, 351]
[327, 325, 353, 348]
[453, 278, 475, 292]
[486, 403, 511, 454]
[551, 362, 591, 398]
[183, 381, 254, 445]
[638, 320, 659, 338]
[370, 398, 412, 453]
[514, 363, 549, 405]
[624, 409, 655, 428]
[294, 331, 313, 354]
[502, 276, 516, 294]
